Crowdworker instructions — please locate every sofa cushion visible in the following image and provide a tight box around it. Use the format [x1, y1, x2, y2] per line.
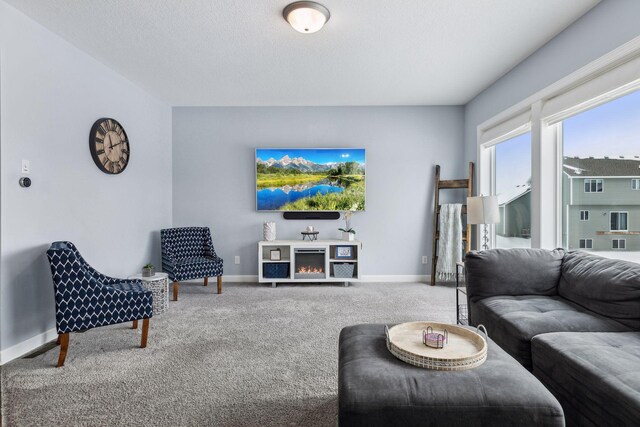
[339, 324, 564, 427]
[532, 332, 640, 427]
[559, 251, 640, 330]
[470, 295, 630, 370]
[465, 248, 564, 304]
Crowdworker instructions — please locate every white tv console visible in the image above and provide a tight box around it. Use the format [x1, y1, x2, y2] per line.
[258, 240, 362, 287]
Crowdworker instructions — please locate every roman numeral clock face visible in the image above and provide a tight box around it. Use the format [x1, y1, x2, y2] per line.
[89, 118, 130, 174]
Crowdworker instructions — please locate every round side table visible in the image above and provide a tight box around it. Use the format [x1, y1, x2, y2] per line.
[129, 272, 169, 315]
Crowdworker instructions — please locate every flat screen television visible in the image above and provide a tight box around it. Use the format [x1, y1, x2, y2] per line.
[256, 148, 366, 211]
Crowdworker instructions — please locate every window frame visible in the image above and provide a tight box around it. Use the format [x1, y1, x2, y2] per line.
[632, 178, 640, 190]
[612, 239, 626, 249]
[477, 36, 640, 252]
[579, 238, 593, 249]
[579, 210, 589, 221]
[583, 179, 603, 193]
[610, 211, 629, 232]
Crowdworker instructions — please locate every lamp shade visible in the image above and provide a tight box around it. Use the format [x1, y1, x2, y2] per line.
[283, 2, 330, 33]
[467, 195, 500, 225]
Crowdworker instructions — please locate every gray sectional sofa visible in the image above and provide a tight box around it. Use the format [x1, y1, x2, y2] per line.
[465, 248, 640, 427]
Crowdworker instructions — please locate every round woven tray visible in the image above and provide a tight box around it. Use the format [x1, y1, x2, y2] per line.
[385, 321, 488, 371]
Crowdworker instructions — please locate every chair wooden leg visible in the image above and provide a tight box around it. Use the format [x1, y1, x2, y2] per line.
[204, 277, 209, 287]
[217, 275, 222, 294]
[132, 320, 138, 329]
[173, 281, 179, 301]
[56, 334, 61, 345]
[140, 318, 149, 348]
[57, 333, 69, 368]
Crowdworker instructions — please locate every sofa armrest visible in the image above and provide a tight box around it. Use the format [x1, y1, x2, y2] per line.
[465, 248, 564, 304]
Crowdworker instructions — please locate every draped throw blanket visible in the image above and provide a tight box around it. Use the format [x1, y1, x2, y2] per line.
[436, 203, 463, 281]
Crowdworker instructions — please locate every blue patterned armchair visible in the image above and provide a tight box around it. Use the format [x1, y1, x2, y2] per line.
[161, 227, 224, 300]
[46, 241, 153, 367]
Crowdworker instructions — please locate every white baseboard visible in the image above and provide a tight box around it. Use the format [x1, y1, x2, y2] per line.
[1, 328, 58, 365]
[223, 275, 430, 283]
[223, 275, 259, 282]
[361, 275, 430, 283]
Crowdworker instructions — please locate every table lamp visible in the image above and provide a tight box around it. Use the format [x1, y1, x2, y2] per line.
[467, 195, 500, 250]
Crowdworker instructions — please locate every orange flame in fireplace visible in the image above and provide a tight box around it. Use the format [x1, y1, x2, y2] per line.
[297, 266, 324, 274]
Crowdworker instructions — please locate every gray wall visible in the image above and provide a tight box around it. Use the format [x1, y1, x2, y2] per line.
[0, 2, 173, 352]
[172, 106, 465, 277]
[464, 0, 640, 164]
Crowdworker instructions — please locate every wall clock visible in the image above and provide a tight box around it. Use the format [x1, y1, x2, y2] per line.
[89, 118, 130, 174]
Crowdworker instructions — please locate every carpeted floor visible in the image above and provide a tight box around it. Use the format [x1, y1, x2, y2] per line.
[1, 281, 455, 426]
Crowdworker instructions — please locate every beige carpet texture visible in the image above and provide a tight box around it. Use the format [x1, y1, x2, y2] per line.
[1, 281, 456, 426]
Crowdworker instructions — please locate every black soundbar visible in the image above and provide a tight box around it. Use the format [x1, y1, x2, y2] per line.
[283, 211, 340, 220]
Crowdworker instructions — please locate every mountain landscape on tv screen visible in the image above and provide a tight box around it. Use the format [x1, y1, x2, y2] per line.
[255, 149, 366, 211]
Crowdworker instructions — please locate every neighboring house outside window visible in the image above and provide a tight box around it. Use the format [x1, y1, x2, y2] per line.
[610, 211, 628, 231]
[562, 157, 640, 252]
[579, 239, 593, 249]
[633, 178, 640, 190]
[584, 178, 603, 193]
[612, 239, 626, 249]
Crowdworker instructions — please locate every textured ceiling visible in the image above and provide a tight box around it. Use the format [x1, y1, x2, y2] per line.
[6, 0, 600, 106]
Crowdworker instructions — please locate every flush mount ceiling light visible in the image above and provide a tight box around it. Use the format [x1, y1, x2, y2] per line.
[283, 1, 330, 34]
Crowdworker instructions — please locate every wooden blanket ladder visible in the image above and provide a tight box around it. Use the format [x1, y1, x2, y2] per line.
[431, 162, 474, 286]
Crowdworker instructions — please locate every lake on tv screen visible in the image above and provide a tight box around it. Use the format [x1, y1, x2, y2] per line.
[255, 148, 366, 211]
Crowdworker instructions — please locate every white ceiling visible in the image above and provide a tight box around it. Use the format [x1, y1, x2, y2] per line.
[6, 0, 600, 106]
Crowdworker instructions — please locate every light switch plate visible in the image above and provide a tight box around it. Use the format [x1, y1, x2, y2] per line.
[21, 160, 30, 174]
[235, 256, 240, 265]
[421, 256, 429, 264]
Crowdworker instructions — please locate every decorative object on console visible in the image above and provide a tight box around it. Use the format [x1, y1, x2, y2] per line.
[467, 195, 500, 250]
[333, 263, 355, 278]
[283, 1, 330, 34]
[89, 118, 130, 175]
[301, 231, 319, 241]
[263, 221, 277, 241]
[256, 148, 365, 212]
[335, 245, 353, 259]
[46, 241, 153, 367]
[423, 326, 449, 349]
[263, 263, 290, 279]
[142, 263, 155, 277]
[161, 227, 224, 300]
[270, 248, 282, 261]
[339, 204, 357, 241]
[385, 321, 488, 371]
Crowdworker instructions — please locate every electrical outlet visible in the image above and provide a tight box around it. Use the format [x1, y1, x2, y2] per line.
[234, 256, 240, 265]
[21, 160, 30, 174]
[421, 256, 429, 264]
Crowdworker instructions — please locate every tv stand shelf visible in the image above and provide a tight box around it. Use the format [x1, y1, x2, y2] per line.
[258, 240, 362, 287]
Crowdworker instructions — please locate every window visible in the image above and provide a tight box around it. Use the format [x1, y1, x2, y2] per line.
[494, 132, 532, 249]
[579, 239, 593, 249]
[610, 212, 628, 231]
[562, 90, 640, 259]
[480, 45, 640, 261]
[583, 179, 603, 193]
[612, 239, 626, 249]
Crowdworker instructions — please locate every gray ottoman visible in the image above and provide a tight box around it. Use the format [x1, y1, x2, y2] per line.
[339, 324, 564, 427]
